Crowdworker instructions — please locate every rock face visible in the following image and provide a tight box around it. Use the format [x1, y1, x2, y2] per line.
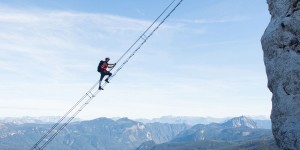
[261, 0, 300, 149]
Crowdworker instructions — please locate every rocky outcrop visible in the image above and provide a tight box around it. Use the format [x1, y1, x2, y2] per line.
[261, 0, 300, 149]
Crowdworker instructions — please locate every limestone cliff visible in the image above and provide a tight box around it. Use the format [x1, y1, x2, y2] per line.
[261, 0, 300, 149]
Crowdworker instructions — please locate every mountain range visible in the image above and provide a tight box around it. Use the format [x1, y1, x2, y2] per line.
[0, 116, 81, 125]
[137, 116, 278, 150]
[135, 116, 271, 129]
[0, 116, 276, 150]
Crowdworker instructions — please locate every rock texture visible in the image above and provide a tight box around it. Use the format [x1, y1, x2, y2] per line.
[261, 0, 300, 149]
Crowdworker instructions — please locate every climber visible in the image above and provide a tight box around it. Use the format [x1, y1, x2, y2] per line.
[97, 57, 116, 90]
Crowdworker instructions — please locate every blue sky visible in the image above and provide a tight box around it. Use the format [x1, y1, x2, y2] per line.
[0, 0, 271, 120]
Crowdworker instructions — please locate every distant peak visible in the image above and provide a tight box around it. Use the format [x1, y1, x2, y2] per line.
[116, 117, 137, 124]
[117, 117, 130, 121]
[222, 116, 257, 128]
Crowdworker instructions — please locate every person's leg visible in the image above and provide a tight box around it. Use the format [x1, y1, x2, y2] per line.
[99, 72, 105, 90]
[105, 71, 112, 83]
[100, 72, 105, 82]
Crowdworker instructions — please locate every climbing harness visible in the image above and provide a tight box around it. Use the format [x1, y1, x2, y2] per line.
[30, 0, 183, 149]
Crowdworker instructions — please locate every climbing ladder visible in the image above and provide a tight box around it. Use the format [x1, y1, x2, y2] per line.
[30, 0, 183, 149]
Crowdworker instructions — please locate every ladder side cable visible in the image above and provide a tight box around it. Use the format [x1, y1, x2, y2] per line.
[39, 90, 100, 150]
[114, 0, 177, 65]
[29, 82, 99, 150]
[30, 0, 183, 149]
[30, 81, 99, 150]
[109, 0, 183, 81]
[31, 2, 177, 147]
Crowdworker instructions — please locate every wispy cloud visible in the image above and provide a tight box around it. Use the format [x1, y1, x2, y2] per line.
[186, 40, 240, 49]
[172, 15, 249, 24]
[0, 2, 270, 119]
[0, 6, 170, 83]
[0, 5, 188, 117]
[135, 8, 145, 16]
